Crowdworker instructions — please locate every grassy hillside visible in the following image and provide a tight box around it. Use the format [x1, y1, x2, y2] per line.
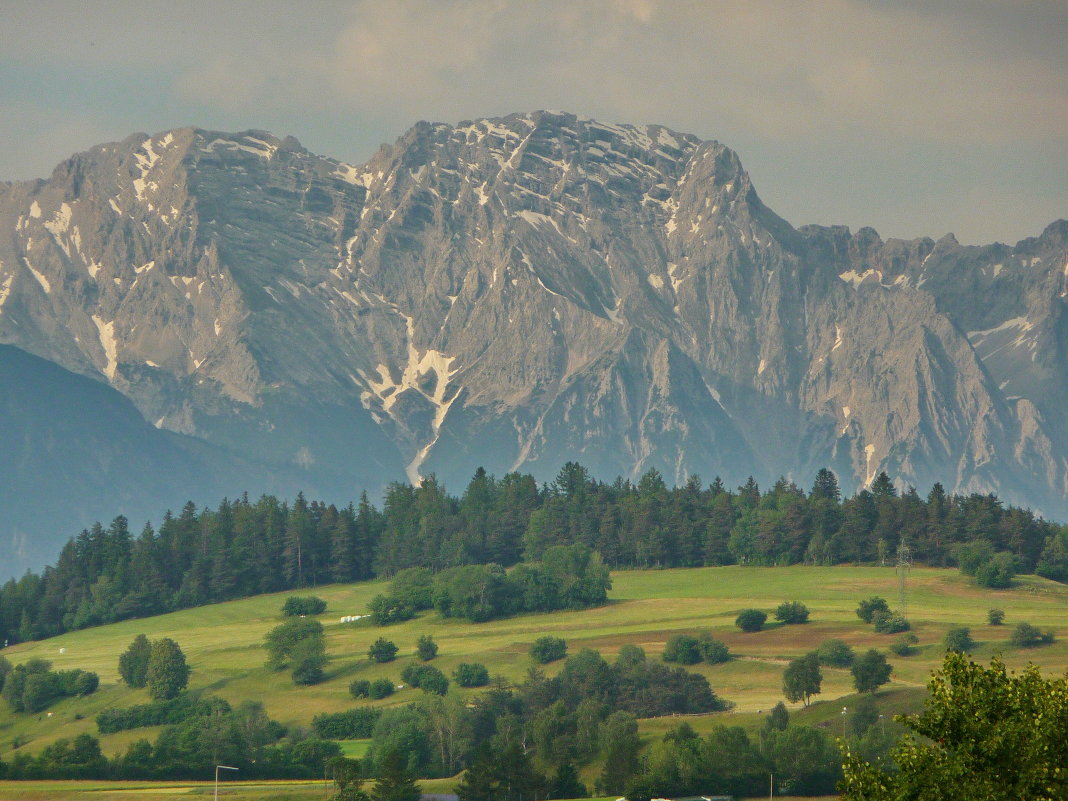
[1, 565, 1065, 764]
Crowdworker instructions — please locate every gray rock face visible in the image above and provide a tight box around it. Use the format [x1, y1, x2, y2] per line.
[1, 112, 1066, 553]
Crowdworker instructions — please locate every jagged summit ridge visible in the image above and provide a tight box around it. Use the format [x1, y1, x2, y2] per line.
[0, 112, 1066, 560]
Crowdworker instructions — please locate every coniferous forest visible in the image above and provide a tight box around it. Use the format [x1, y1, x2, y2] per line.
[2, 463, 1067, 646]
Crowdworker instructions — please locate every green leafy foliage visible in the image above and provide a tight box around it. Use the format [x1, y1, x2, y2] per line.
[889, 632, 919, 656]
[1010, 621, 1055, 647]
[817, 638, 855, 667]
[313, 708, 381, 739]
[987, 607, 1005, 625]
[840, 654, 1068, 800]
[2, 657, 100, 714]
[264, 618, 327, 684]
[118, 633, 152, 688]
[851, 649, 892, 693]
[415, 634, 438, 661]
[281, 596, 327, 616]
[856, 596, 890, 623]
[943, 626, 975, 653]
[696, 632, 731, 664]
[775, 600, 810, 624]
[97, 695, 229, 734]
[530, 636, 567, 664]
[368, 678, 395, 699]
[453, 663, 489, 688]
[349, 679, 370, 698]
[782, 652, 822, 706]
[872, 609, 910, 633]
[368, 638, 398, 663]
[735, 608, 767, 632]
[662, 634, 702, 664]
[146, 637, 190, 700]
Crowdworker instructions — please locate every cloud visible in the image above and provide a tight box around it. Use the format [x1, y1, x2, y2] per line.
[1, 0, 1064, 242]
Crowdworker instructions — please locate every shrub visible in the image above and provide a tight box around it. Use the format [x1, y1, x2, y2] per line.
[988, 608, 1005, 626]
[416, 634, 438, 661]
[1010, 622, 1055, 648]
[976, 552, 1017, 589]
[872, 610, 910, 634]
[368, 638, 398, 663]
[312, 707, 381, 739]
[735, 609, 767, 632]
[401, 663, 431, 687]
[662, 634, 702, 665]
[368, 594, 416, 626]
[816, 639, 855, 667]
[697, 633, 731, 664]
[282, 596, 327, 617]
[775, 601, 810, 624]
[943, 627, 975, 653]
[349, 679, 370, 699]
[530, 636, 568, 664]
[889, 633, 919, 656]
[368, 677, 395, 699]
[857, 597, 890, 624]
[416, 666, 449, 695]
[453, 663, 489, 688]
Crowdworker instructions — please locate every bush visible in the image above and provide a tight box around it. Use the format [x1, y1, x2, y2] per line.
[453, 663, 489, 687]
[662, 634, 702, 665]
[775, 601, 810, 624]
[872, 610, 910, 634]
[415, 665, 449, 695]
[889, 633, 919, 656]
[282, 596, 327, 617]
[349, 679, 370, 699]
[389, 567, 435, 610]
[976, 552, 1017, 589]
[416, 634, 438, 661]
[312, 707, 381, 739]
[735, 609, 767, 632]
[96, 695, 229, 734]
[697, 633, 731, 664]
[368, 678, 395, 699]
[988, 608, 1005, 626]
[530, 636, 567, 664]
[1010, 622, 1055, 648]
[368, 638, 398, 663]
[368, 594, 416, 626]
[401, 663, 431, 687]
[943, 627, 975, 653]
[816, 639, 855, 667]
[857, 597, 891, 624]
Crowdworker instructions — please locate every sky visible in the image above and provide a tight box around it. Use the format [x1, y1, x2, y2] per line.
[1, 0, 1065, 245]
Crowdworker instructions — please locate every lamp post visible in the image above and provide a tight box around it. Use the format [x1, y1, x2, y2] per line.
[841, 706, 848, 738]
[214, 765, 239, 801]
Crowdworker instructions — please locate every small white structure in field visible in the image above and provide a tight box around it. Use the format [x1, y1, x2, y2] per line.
[339, 614, 370, 623]
[59, 647, 66, 654]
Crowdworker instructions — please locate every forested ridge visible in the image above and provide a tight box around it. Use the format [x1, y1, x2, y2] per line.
[3, 463, 1067, 645]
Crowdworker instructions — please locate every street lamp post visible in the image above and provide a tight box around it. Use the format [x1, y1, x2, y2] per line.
[841, 706, 848, 738]
[215, 764, 239, 801]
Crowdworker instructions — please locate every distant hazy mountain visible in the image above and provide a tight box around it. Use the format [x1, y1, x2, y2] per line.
[1, 111, 1065, 574]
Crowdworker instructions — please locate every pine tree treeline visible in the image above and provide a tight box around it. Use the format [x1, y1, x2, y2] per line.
[2, 463, 1066, 645]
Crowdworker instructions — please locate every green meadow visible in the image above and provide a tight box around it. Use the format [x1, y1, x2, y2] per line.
[0, 565, 1065, 797]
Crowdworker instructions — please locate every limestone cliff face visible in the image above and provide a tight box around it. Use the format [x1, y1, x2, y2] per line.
[1, 112, 1066, 548]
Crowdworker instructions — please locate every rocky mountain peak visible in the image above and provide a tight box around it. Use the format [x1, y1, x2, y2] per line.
[1, 114, 1067, 574]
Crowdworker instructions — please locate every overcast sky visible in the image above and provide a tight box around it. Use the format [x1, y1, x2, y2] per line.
[2, 0, 1065, 244]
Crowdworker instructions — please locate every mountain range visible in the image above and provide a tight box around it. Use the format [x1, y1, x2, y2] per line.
[1, 110, 1066, 575]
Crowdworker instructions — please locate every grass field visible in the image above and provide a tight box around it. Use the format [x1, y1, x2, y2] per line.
[0, 565, 1065, 798]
